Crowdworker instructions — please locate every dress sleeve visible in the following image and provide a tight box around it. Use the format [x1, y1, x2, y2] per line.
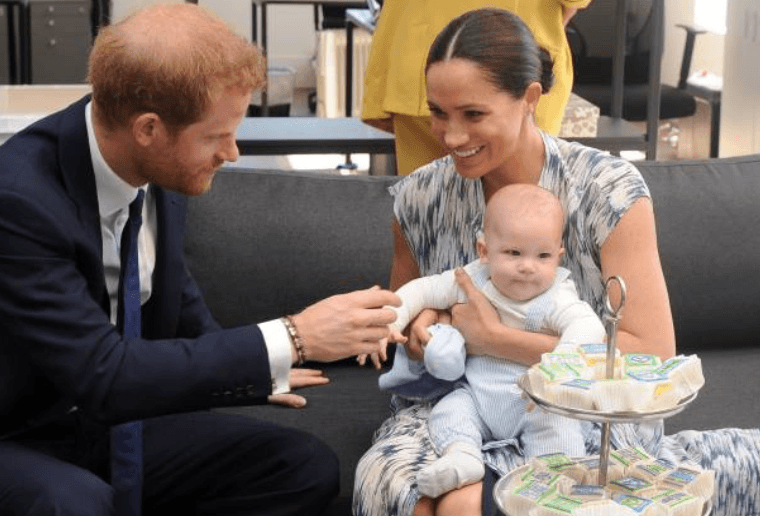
[389, 158, 484, 276]
[389, 162, 446, 269]
[585, 155, 651, 250]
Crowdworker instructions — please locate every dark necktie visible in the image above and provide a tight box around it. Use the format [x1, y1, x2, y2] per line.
[111, 189, 145, 516]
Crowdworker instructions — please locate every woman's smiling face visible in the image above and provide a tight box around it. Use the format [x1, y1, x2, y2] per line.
[426, 58, 532, 180]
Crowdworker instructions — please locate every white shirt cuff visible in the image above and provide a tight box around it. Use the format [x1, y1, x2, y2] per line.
[258, 318, 292, 395]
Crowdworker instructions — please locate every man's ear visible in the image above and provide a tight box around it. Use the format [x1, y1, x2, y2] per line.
[132, 113, 163, 148]
[558, 246, 566, 262]
[477, 237, 489, 262]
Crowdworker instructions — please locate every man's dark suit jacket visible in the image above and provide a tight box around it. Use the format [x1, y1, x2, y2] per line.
[0, 97, 272, 439]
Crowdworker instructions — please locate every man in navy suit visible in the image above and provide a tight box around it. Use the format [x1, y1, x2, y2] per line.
[0, 4, 399, 516]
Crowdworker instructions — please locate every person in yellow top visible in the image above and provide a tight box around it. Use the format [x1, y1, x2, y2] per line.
[361, 0, 593, 175]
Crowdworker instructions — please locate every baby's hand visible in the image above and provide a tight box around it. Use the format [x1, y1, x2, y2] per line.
[356, 326, 407, 369]
[389, 326, 408, 345]
[357, 338, 387, 370]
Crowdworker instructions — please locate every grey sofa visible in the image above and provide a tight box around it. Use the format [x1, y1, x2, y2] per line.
[183, 155, 760, 514]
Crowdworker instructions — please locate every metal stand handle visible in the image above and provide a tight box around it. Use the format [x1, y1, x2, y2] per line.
[598, 275, 627, 485]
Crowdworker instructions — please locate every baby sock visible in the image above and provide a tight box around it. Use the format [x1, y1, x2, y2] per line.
[378, 345, 426, 390]
[417, 442, 485, 498]
[425, 324, 466, 381]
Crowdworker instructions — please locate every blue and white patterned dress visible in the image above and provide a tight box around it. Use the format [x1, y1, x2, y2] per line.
[353, 132, 760, 516]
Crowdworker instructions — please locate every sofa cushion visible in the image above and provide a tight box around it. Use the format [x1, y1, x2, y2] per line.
[182, 159, 760, 506]
[218, 361, 393, 501]
[638, 154, 760, 354]
[184, 168, 400, 502]
[184, 168, 400, 327]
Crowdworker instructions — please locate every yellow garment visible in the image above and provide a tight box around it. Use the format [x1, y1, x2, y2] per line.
[392, 114, 446, 176]
[362, 0, 591, 174]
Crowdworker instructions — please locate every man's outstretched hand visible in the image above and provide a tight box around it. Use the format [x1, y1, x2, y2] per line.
[292, 286, 401, 363]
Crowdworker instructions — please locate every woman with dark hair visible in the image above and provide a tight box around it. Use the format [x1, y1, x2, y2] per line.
[360, 0, 589, 176]
[354, 8, 760, 516]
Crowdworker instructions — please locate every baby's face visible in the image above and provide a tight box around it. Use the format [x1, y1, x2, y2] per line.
[479, 214, 563, 302]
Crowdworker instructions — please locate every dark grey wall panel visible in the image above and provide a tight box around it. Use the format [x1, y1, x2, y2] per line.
[0, 5, 9, 84]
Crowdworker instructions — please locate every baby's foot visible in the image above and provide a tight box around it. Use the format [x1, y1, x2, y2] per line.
[417, 450, 484, 498]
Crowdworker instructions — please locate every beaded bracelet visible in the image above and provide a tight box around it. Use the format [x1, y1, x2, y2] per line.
[282, 315, 307, 366]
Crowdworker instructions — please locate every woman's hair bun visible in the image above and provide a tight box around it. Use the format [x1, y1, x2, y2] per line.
[538, 47, 555, 93]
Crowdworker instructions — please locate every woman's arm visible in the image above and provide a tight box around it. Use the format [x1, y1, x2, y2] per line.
[599, 197, 676, 360]
[450, 270, 559, 366]
[390, 220, 420, 290]
[390, 220, 446, 361]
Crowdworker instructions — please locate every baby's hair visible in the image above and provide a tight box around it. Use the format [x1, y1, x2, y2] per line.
[484, 184, 565, 236]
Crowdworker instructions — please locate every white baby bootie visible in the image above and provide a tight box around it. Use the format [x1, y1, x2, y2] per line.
[416, 442, 484, 498]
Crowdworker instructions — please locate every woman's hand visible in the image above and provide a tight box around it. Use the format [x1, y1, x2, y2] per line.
[267, 368, 330, 408]
[450, 268, 558, 364]
[450, 268, 502, 356]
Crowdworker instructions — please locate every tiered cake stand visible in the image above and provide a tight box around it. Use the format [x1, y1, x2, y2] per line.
[493, 276, 712, 516]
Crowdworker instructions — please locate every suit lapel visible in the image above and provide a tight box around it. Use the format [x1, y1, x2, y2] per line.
[56, 97, 110, 314]
[58, 97, 100, 238]
[143, 187, 186, 338]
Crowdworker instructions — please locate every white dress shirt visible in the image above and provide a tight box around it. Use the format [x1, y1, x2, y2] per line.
[85, 102, 292, 395]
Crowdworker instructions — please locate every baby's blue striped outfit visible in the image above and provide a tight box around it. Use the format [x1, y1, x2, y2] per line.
[381, 260, 606, 458]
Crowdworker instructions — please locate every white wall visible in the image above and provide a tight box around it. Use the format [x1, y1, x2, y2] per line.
[111, 0, 183, 21]
[255, 3, 317, 88]
[719, 0, 760, 156]
[662, 0, 725, 86]
[662, 0, 760, 157]
[110, 1, 317, 89]
[200, 0, 253, 44]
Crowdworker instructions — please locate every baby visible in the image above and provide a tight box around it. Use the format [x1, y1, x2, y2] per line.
[381, 183, 606, 498]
